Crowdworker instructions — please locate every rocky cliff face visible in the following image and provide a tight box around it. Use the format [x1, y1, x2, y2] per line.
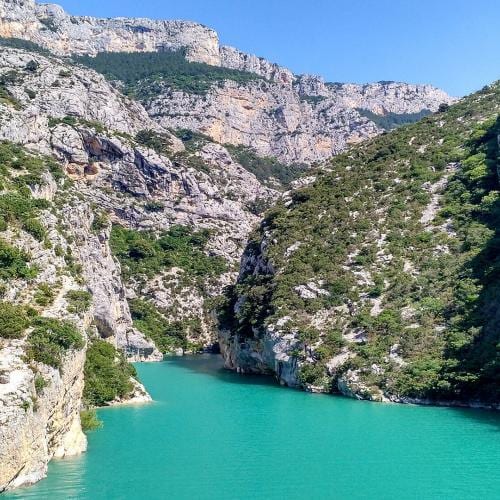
[0, 43, 277, 355]
[0, 0, 454, 165]
[0, 0, 220, 63]
[0, 163, 89, 490]
[0, 344, 87, 491]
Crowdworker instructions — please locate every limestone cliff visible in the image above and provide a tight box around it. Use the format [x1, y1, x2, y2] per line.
[0, 0, 454, 164]
[0, 0, 220, 63]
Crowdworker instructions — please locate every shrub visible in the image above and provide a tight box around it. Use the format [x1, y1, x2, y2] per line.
[91, 211, 108, 233]
[25, 60, 39, 73]
[34, 283, 56, 307]
[0, 302, 30, 338]
[225, 144, 306, 188]
[27, 318, 84, 368]
[110, 224, 227, 281]
[144, 201, 165, 212]
[65, 290, 92, 314]
[129, 299, 187, 352]
[0, 239, 37, 280]
[298, 363, 327, 386]
[135, 129, 172, 156]
[80, 409, 102, 431]
[34, 374, 49, 395]
[23, 218, 46, 241]
[83, 340, 136, 406]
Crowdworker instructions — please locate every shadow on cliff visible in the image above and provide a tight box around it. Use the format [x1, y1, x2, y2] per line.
[440, 117, 500, 412]
[164, 353, 282, 389]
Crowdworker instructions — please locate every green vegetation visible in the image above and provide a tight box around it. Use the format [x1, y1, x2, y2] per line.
[172, 129, 212, 152]
[27, 318, 84, 369]
[0, 37, 50, 55]
[169, 129, 214, 174]
[34, 374, 49, 395]
[129, 299, 190, 352]
[135, 129, 173, 156]
[0, 69, 22, 109]
[0, 83, 20, 109]
[80, 409, 102, 431]
[0, 302, 30, 339]
[39, 17, 59, 33]
[83, 340, 136, 406]
[91, 211, 109, 233]
[47, 115, 107, 134]
[0, 142, 62, 243]
[74, 50, 263, 97]
[110, 224, 227, 283]
[0, 239, 37, 280]
[223, 81, 500, 402]
[357, 108, 432, 131]
[110, 224, 224, 352]
[225, 144, 307, 188]
[65, 290, 92, 314]
[34, 283, 57, 307]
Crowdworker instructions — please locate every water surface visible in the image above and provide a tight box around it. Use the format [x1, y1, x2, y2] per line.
[5, 355, 500, 499]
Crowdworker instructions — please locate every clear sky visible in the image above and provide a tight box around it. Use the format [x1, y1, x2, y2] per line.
[54, 0, 500, 97]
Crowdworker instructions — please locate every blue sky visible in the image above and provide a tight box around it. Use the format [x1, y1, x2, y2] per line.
[55, 0, 500, 96]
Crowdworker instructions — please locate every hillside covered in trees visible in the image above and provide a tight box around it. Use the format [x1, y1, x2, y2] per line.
[220, 81, 500, 406]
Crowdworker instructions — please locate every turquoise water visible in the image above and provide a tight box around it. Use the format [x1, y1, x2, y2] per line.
[5, 355, 500, 500]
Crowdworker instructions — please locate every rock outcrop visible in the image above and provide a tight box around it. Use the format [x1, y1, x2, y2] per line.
[0, 0, 220, 63]
[0, 343, 87, 491]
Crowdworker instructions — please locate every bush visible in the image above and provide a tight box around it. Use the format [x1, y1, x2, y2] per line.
[110, 224, 227, 281]
[34, 374, 49, 395]
[65, 290, 92, 314]
[80, 409, 102, 431]
[144, 201, 165, 212]
[83, 340, 136, 406]
[0, 302, 30, 338]
[135, 129, 172, 156]
[34, 283, 56, 306]
[91, 212, 108, 233]
[225, 144, 306, 188]
[25, 60, 39, 73]
[23, 218, 46, 241]
[298, 363, 327, 386]
[0, 239, 37, 280]
[129, 299, 187, 352]
[27, 318, 84, 368]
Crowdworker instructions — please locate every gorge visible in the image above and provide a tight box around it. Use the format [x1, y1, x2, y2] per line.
[0, 0, 498, 495]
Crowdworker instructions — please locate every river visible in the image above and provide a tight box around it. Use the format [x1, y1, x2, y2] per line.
[5, 354, 500, 499]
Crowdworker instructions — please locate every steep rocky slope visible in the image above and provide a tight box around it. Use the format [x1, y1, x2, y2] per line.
[0, 41, 278, 354]
[0, 0, 220, 63]
[79, 51, 453, 164]
[0, 0, 454, 164]
[220, 82, 500, 409]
